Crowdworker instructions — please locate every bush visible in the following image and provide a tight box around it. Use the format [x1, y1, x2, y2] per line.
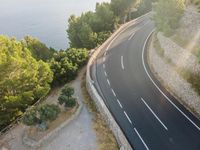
[22, 104, 60, 130]
[50, 48, 88, 86]
[58, 85, 76, 108]
[38, 104, 60, 122]
[61, 85, 74, 98]
[22, 108, 38, 126]
[66, 97, 76, 107]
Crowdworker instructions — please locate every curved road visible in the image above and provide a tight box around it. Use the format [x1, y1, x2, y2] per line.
[91, 15, 200, 150]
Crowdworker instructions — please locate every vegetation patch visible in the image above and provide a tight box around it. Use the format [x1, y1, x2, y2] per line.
[153, 0, 185, 36]
[23, 84, 78, 141]
[26, 104, 78, 141]
[191, 0, 200, 12]
[81, 74, 118, 150]
[153, 34, 165, 57]
[178, 68, 200, 95]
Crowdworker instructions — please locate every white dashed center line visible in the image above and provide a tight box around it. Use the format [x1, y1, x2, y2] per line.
[107, 79, 111, 86]
[134, 128, 149, 150]
[111, 89, 116, 97]
[104, 71, 107, 77]
[124, 111, 132, 124]
[121, 56, 125, 70]
[117, 99, 123, 108]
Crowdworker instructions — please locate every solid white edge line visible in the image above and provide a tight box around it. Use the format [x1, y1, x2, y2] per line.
[134, 128, 149, 150]
[128, 32, 136, 41]
[111, 89, 117, 97]
[107, 79, 111, 86]
[142, 30, 200, 131]
[141, 98, 168, 130]
[117, 99, 123, 108]
[121, 55, 125, 70]
[124, 111, 132, 124]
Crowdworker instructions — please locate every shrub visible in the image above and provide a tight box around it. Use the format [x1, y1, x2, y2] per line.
[66, 97, 76, 108]
[38, 104, 60, 122]
[61, 85, 74, 98]
[22, 104, 60, 130]
[22, 108, 38, 126]
[58, 85, 76, 108]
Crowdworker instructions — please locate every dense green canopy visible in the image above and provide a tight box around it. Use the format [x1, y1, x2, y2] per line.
[0, 36, 53, 129]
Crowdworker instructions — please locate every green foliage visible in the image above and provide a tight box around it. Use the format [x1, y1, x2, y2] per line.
[66, 48, 89, 67]
[179, 68, 200, 95]
[67, 3, 117, 49]
[95, 3, 116, 32]
[111, 0, 137, 22]
[58, 85, 76, 108]
[61, 85, 74, 98]
[0, 35, 53, 130]
[38, 104, 60, 122]
[23, 104, 60, 129]
[133, 0, 153, 17]
[96, 31, 112, 45]
[22, 36, 56, 61]
[197, 48, 200, 63]
[153, 0, 185, 36]
[50, 48, 88, 86]
[66, 97, 76, 107]
[22, 108, 38, 126]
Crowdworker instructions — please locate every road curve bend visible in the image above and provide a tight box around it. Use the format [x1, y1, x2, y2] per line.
[91, 15, 200, 150]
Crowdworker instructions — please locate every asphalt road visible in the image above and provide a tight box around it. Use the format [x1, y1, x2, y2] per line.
[91, 14, 200, 150]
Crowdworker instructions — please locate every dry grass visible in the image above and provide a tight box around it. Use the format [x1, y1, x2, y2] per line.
[27, 104, 78, 141]
[81, 73, 118, 150]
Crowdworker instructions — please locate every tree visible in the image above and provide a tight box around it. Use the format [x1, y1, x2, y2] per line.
[67, 15, 97, 49]
[0, 35, 53, 130]
[153, 0, 185, 36]
[58, 85, 76, 108]
[66, 48, 89, 67]
[111, 0, 137, 22]
[22, 36, 55, 61]
[50, 51, 78, 85]
[94, 3, 116, 32]
[50, 48, 88, 86]
[67, 3, 117, 49]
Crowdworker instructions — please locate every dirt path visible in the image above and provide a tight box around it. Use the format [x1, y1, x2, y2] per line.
[0, 67, 98, 150]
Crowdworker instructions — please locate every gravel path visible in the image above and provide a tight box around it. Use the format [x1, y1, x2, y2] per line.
[0, 68, 98, 150]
